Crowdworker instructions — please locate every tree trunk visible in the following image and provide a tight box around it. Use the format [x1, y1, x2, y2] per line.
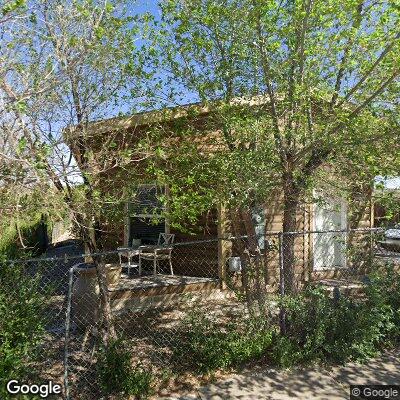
[230, 207, 266, 316]
[230, 209, 253, 312]
[282, 180, 300, 294]
[77, 212, 116, 345]
[241, 208, 266, 314]
[87, 249, 116, 344]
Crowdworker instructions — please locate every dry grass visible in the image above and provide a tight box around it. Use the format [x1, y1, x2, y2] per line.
[41, 293, 245, 399]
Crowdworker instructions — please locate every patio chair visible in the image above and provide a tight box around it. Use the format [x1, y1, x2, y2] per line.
[138, 233, 175, 276]
[117, 239, 142, 276]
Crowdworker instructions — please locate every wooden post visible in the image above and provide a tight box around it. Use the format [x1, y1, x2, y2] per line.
[164, 184, 170, 234]
[123, 199, 130, 247]
[217, 204, 231, 290]
[369, 189, 375, 266]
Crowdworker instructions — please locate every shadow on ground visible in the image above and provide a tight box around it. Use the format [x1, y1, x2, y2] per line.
[163, 348, 400, 400]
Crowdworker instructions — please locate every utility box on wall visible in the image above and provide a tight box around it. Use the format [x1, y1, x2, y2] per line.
[228, 256, 242, 272]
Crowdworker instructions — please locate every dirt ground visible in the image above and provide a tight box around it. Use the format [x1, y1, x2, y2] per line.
[41, 292, 247, 399]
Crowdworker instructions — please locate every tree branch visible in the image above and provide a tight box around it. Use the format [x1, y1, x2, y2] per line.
[253, 8, 286, 167]
[294, 68, 399, 177]
[330, 1, 364, 108]
[337, 31, 400, 107]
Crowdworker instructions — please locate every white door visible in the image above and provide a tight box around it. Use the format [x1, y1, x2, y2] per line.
[313, 194, 347, 269]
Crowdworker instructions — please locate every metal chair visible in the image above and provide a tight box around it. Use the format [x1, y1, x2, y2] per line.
[139, 233, 175, 275]
[117, 239, 142, 276]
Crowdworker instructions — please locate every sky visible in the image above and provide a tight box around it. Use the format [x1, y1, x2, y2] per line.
[133, 0, 160, 16]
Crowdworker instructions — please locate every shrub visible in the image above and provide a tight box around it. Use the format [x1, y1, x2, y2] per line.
[171, 265, 400, 376]
[0, 215, 49, 259]
[173, 311, 273, 374]
[364, 263, 400, 341]
[271, 270, 399, 368]
[97, 338, 153, 399]
[271, 286, 337, 367]
[0, 262, 47, 398]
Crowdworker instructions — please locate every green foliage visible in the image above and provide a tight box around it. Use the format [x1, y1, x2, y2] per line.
[1, 0, 26, 16]
[0, 214, 47, 258]
[271, 266, 400, 367]
[365, 264, 400, 341]
[146, 0, 400, 232]
[174, 266, 400, 375]
[0, 263, 46, 398]
[173, 311, 273, 373]
[97, 338, 153, 399]
[374, 189, 400, 227]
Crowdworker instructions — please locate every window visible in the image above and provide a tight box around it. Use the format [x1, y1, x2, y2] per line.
[129, 184, 165, 217]
[127, 185, 167, 245]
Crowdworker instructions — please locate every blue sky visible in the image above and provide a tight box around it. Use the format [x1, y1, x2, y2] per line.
[134, 0, 160, 16]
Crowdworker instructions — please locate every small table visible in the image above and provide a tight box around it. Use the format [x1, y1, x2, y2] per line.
[117, 247, 140, 276]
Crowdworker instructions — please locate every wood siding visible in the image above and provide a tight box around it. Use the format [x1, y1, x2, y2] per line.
[225, 192, 374, 291]
[69, 105, 374, 289]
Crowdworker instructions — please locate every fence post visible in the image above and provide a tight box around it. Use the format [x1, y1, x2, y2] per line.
[278, 232, 286, 335]
[64, 267, 74, 400]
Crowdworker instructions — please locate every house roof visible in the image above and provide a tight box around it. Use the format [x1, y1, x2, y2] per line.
[68, 95, 273, 136]
[64, 93, 360, 174]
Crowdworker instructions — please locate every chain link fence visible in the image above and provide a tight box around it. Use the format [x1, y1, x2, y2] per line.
[2, 227, 400, 399]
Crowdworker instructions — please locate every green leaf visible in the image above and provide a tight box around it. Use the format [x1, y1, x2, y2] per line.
[15, 101, 27, 114]
[17, 137, 27, 154]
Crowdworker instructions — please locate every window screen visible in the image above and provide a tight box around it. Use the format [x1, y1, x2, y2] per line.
[128, 185, 166, 245]
[129, 185, 165, 217]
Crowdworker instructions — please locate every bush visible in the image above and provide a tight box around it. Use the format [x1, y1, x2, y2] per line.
[97, 338, 153, 399]
[364, 263, 400, 341]
[171, 265, 400, 376]
[0, 262, 47, 398]
[271, 266, 400, 368]
[0, 215, 49, 259]
[173, 311, 273, 374]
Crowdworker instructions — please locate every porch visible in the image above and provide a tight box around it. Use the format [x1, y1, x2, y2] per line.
[109, 272, 221, 312]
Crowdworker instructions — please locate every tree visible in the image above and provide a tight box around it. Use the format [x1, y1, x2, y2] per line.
[148, 0, 400, 293]
[0, 0, 150, 342]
